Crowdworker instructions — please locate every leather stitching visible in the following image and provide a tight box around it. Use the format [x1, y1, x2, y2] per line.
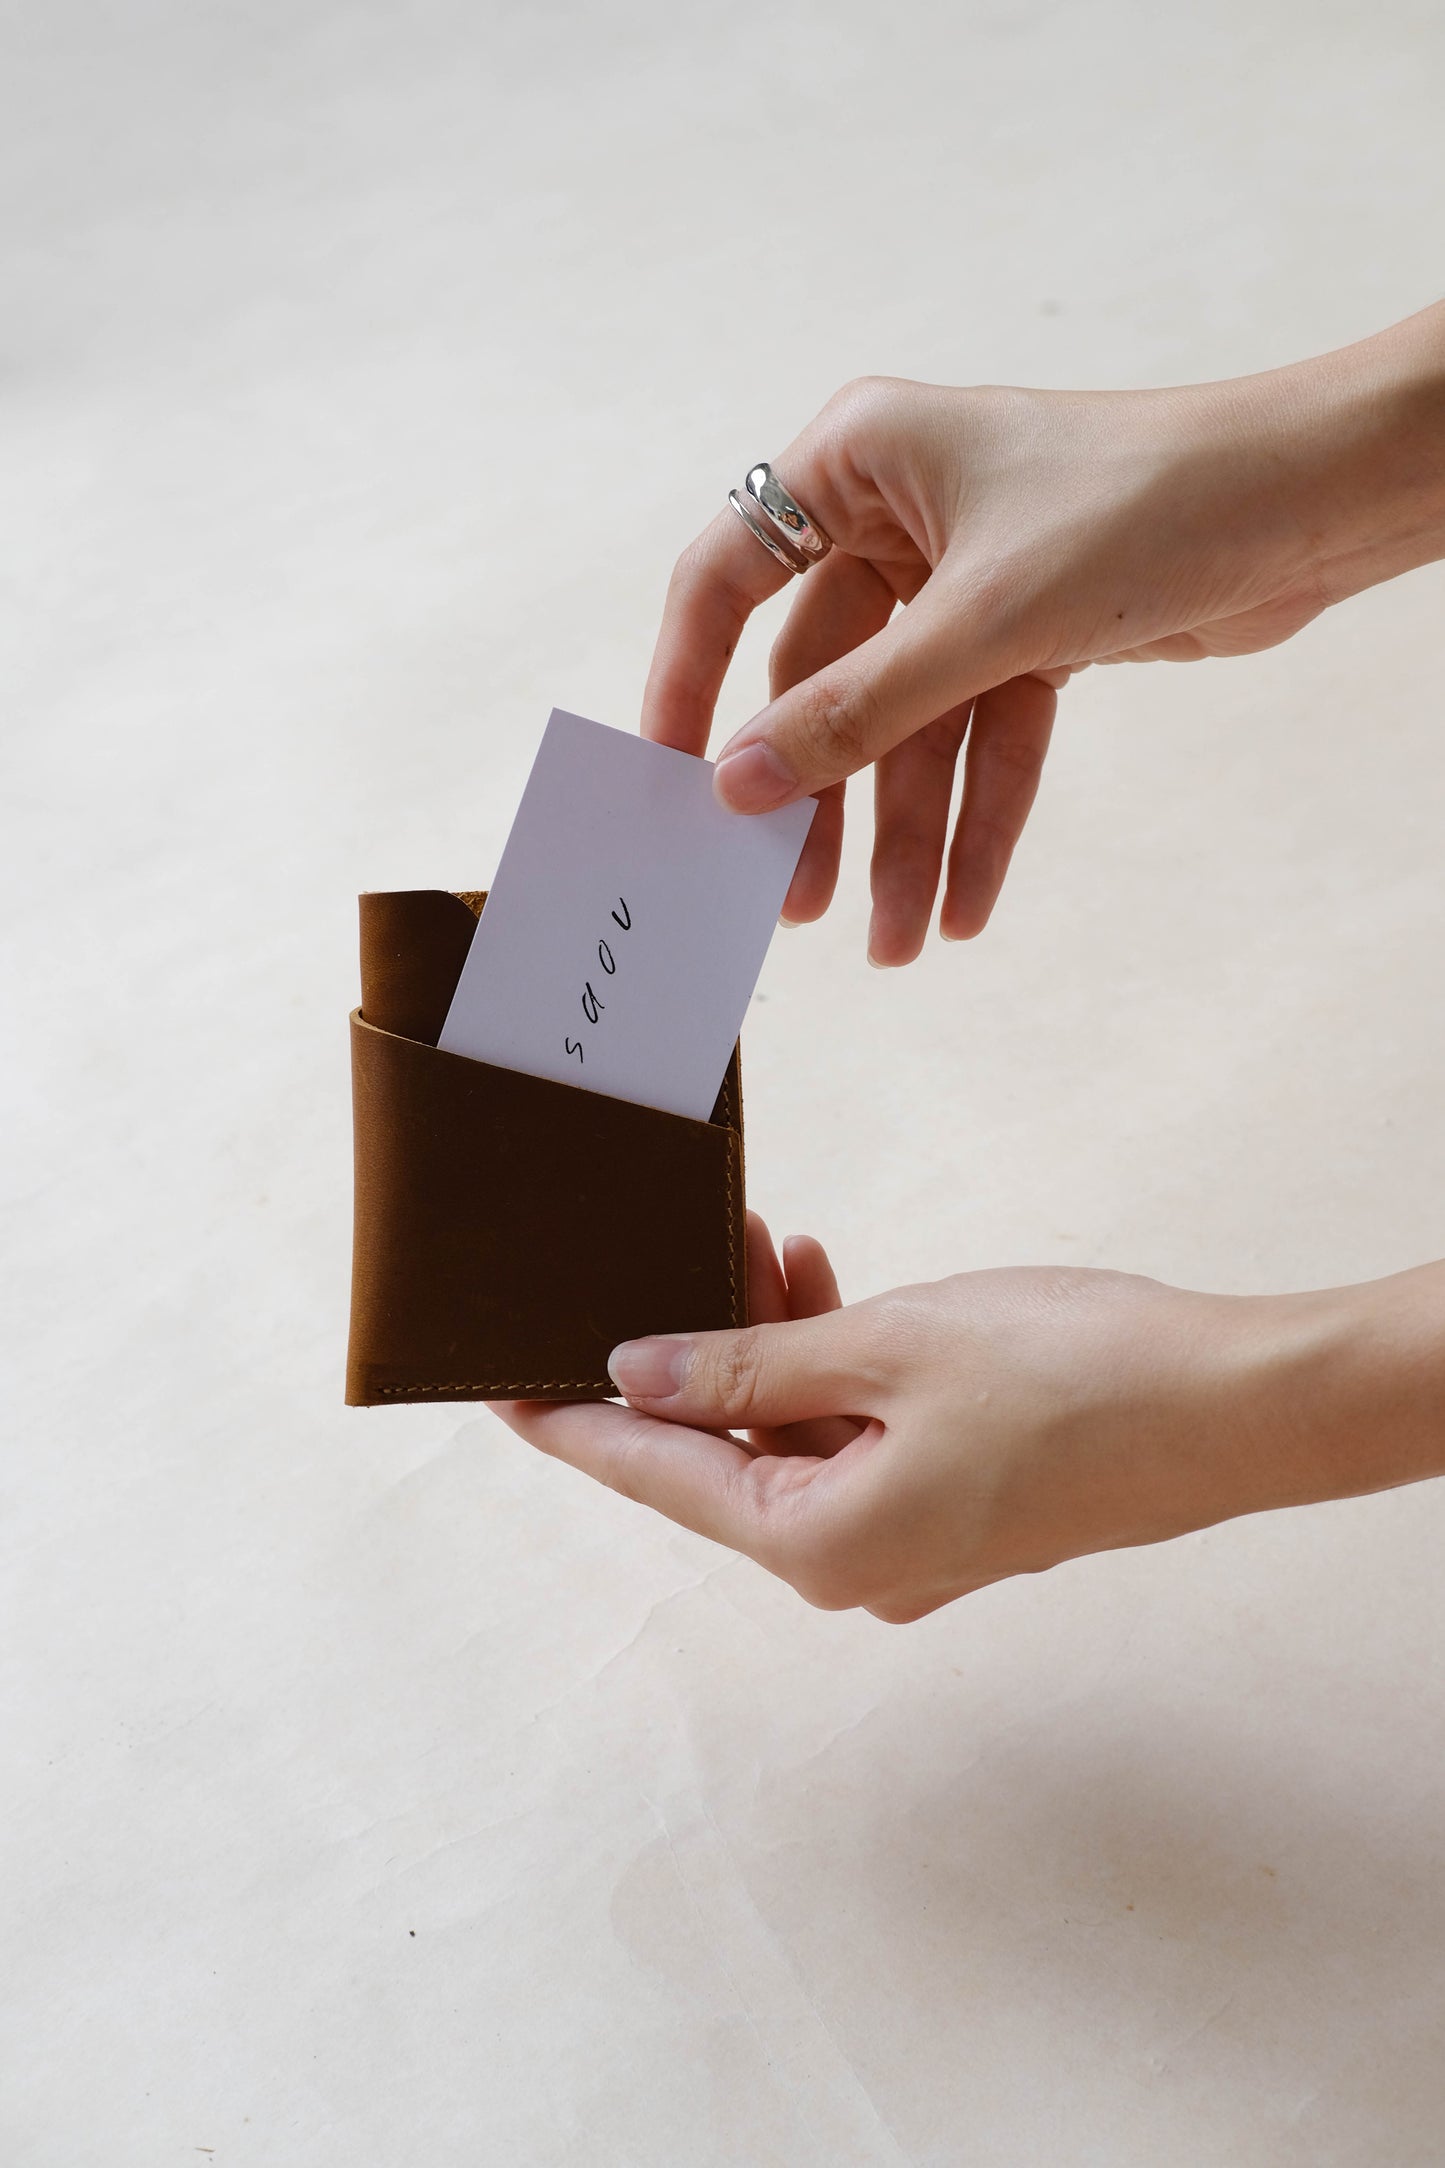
[717, 1057, 741, 1326]
[723, 1123, 739, 1325]
[377, 1381, 611, 1395]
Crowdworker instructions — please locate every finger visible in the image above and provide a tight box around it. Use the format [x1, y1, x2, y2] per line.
[643, 385, 928, 768]
[746, 1210, 789, 1326]
[641, 509, 794, 756]
[753, 1234, 861, 1459]
[781, 782, 845, 924]
[939, 672, 1057, 940]
[782, 1233, 843, 1318]
[608, 1299, 896, 1432]
[769, 549, 898, 922]
[747, 1229, 852, 1457]
[498, 1394, 898, 1609]
[644, 367, 940, 767]
[494, 1395, 773, 1553]
[741, 1219, 854, 1455]
[640, 407, 885, 758]
[866, 700, 972, 966]
[713, 568, 1017, 813]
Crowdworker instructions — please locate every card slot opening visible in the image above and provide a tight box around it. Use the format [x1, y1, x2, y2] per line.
[351, 1012, 741, 1142]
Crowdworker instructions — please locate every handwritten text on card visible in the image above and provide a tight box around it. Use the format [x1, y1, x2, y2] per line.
[565, 898, 631, 1066]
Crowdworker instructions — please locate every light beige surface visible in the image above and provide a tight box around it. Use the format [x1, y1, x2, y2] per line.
[4, 5, 1444, 2162]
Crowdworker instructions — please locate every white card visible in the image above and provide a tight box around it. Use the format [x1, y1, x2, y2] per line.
[438, 710, 816, 1121]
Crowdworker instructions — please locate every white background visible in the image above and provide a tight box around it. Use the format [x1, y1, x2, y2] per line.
[4, 4, 1444, 2161]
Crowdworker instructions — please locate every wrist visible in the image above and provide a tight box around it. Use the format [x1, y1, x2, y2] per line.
[1227, 1264, 1445, 1516]
[1240, 302, 1445, 599]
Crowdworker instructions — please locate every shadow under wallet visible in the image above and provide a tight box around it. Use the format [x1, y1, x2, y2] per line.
[346, 890, 747, 1405]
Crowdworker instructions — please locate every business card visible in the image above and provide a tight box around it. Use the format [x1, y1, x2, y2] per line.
[437, 710, 815, 1121]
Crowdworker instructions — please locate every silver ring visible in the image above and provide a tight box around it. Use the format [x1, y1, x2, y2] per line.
[746, 463, 834, 567]
[728, 489, 810, 574]
[727, 461, 834, 576]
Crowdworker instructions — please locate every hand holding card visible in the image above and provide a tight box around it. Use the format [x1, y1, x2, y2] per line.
[438, 710, 816, 1120]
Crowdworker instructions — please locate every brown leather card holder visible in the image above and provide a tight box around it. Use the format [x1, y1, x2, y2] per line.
[346, 889, 747, 1405]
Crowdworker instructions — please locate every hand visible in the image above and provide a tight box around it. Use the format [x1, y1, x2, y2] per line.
[494, 1219, 1445, 1623]
[642, 304, 1445, 961]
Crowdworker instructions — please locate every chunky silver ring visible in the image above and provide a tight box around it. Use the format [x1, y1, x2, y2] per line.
[746, 462, 834, 567]
[728, 461, 834, 576]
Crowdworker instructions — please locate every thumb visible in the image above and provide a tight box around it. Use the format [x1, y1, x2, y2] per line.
[608, 1301, 891, 1431]
[712, 569, 1017, 812]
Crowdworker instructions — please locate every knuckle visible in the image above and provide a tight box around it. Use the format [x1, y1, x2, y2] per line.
[867, 1593, 949, 1625]
[792, 673, 880, 775]
[866, 1600, 923, 1627]
[955, 556, 1032, 634]
[870, 822, 937, 889]
[796, 1570, 861, 1614]
[698, 1329, 765, 1423]
[858, 1287, 925, 1369]
[669, 530, 753, 619]
[959, 804, 1022, 865]
[821, 373, 894, 430]
[668, 533, 713, 598]
[601, 1418, 654, 1506]
[789, 1517, 867, 1613]
[720, 1456, 771, 1546]
[914, 711, 969, 769]
[979, 723, 1048, 785]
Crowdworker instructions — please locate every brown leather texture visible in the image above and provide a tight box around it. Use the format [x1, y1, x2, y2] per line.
[346, 890, 747, 1405]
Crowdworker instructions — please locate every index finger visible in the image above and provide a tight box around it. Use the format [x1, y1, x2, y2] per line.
[493, 1394, 867, 1583]
[493, 1395, 774, 1553]
[640, 507, 793, 755]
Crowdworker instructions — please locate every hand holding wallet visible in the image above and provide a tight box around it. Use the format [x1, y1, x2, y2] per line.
[346, 713, 815, 1408]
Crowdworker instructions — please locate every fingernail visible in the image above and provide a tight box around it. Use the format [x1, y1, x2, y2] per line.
[608, 1336, 691, 1400]
[713, 738, 795, 813]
